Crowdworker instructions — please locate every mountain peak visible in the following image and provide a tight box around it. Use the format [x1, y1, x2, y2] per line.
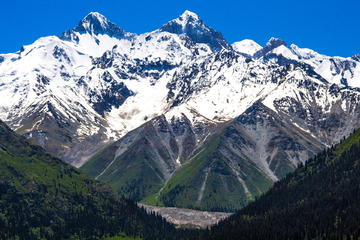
[74, 12, 120, 36]
[265, 37, 287, 48]
[178, 10, 201, 24]
[58, 12, 137, 41]
[159, 11, 231, 51]
[81, 12, 113, 31]
[254, 37, 287, 58]
[87, 12, 105, 18]
[85, 12, 107, 22]
[351, 54, 360, 62]
[232, 39, 262, 57]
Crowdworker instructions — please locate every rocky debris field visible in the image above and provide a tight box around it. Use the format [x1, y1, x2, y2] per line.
[138, 204, 232, 228]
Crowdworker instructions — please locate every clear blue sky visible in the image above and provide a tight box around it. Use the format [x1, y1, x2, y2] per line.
[1, 0, 359, 57]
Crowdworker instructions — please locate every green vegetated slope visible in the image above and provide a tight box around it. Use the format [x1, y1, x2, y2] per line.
[0, 120, 183, 240]
[206, 128, 360, 239]
[155, 130, 273, 212]
[81, 120, 173, 203]
[155, 102, 323, 212]
[97, 137, 168, 202]
[82, 121, 273, 212]
[82, 102, 321, 212]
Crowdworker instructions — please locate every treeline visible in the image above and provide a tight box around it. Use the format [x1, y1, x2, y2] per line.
[0, 176, 199, 240]
[0, 183, 172, 239]
[0, 120, 196, 239]
[5, 116, 360, 239]
[203, 129, 360, 239]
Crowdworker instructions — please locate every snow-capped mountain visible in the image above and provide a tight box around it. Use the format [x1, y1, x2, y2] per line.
[278, 44, 360, 87]
[159, 10, 231, 51]
[232, 39, 262, 57]
[0, 11, 214, 166]
[1, 11, 359, 210]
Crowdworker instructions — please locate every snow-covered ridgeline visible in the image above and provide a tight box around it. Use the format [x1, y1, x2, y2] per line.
[0, 10, 359, 168]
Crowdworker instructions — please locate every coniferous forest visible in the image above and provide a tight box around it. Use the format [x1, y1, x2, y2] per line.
[3, 117, 360, 239]
[203, 128, 360, 239]
[0, 120, 195, 239]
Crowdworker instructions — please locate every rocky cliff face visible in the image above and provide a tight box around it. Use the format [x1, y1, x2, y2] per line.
[159, 10, 231, 51]
[83, 51, 360, 211]
[1, 11, 359, 211]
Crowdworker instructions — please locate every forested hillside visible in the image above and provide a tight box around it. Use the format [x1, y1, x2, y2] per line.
[3, 115, 360, 239]
[0, 120, 190, 239]
[204, 128, 360, 239]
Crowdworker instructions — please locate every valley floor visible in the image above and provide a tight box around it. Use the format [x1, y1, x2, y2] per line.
[138, 204, 232, 228]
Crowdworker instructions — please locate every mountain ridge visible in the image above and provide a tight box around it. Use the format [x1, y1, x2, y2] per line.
[159, 10, 231, 51]
[1, 11, 360, 211]
[206, 126, 360, 239]
[59, 12, 137, 43]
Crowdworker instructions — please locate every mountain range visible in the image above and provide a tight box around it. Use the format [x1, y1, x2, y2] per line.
[1, 11, 359, 211]
[2, 114, 360, 239]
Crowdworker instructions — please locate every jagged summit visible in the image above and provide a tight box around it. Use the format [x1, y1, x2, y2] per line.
[83, 12, 108, 25]
[74, 12, 131, 38]
[177, 10, 201, 26]
[58, 12, 137, 42]
[352, 54, 360, 62]
[264, 37, 287, 50]
[232, 39, 262, 57]
[254, 37, 287, 58]
[74, 12, 114, 34]
[159, 10, 231, 51]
